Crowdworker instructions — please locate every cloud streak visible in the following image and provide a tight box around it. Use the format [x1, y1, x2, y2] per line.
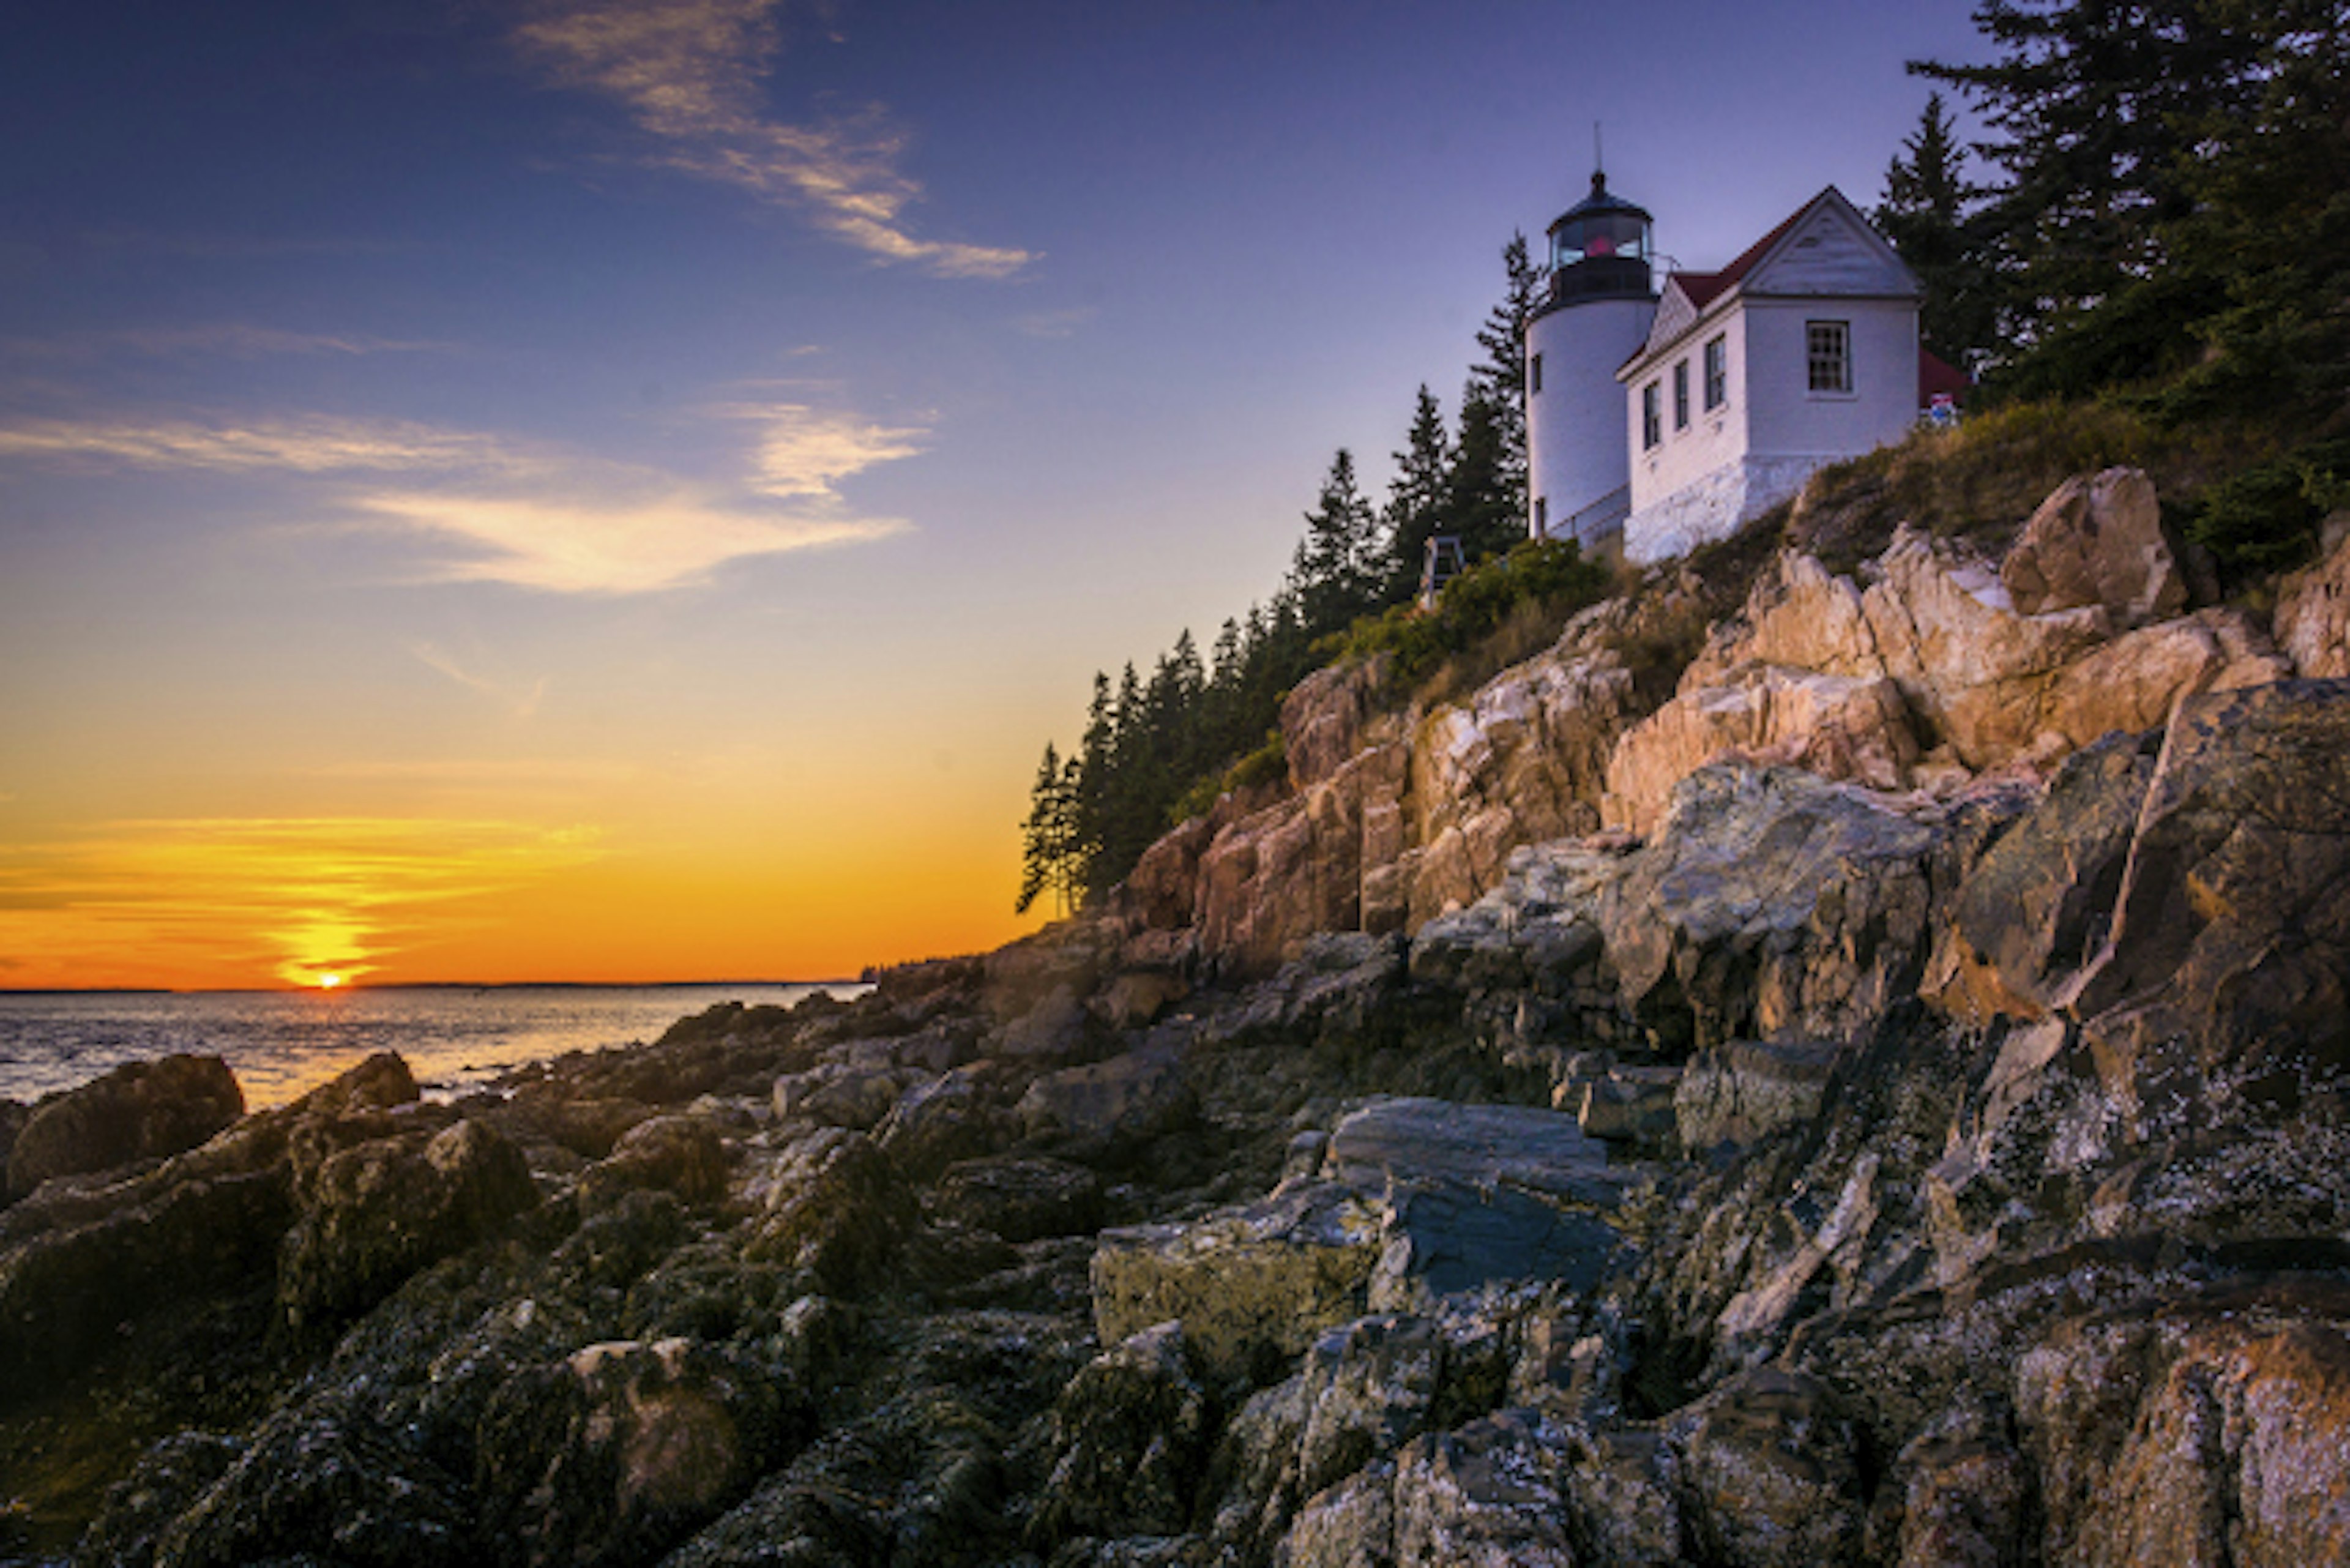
[0, 816, 603, 987]
[2, 324, 455, 362]
[0, 403, 921, 594]
[364, 489, 903, 594]
[513, 0, 1032, 277]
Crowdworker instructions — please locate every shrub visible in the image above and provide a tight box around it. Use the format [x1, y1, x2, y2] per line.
[2187, 438, 2350, 578]
[1166, 731, 1286, 827]
[1322, 537, 1611, 691]
[1787, 399, 2231, 572]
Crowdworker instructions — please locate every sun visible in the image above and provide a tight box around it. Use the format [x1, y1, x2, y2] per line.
[317, 973, 343, 990]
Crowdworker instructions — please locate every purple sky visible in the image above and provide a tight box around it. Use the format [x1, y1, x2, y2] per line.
[0, 0, 1988, 985]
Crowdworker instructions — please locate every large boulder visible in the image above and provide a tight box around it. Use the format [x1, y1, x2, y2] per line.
[744, 1127, 917, 1291]
[1602, 663, 1919, 836]
[1598, 766, 1943, 1051]
[277, 1117, 539, 1332]
[930, 1155, 1102, 1243]
[2000, 466, 2187, 627]
[6, 1054, 244, 1200]
[2018, 1282, 2350, 1568]
[2274, 526, 2350, 678]
[0, 1165, 292, 1402]
[2065, 679, 2350, 1126]
[1016, 1039, 1196, 1153]
[1034, 1321, 1215, 1542]
[1926, 730, 2160, 1024]
[1674, 1038, 1841, 1150]
[144, 1402, 471, 1567]
[1669, 1368, 1867, 1568]
[1091, 1100, 1628, 1384]
[1092, 1181, 1387, 1387]
[575, 1113, 729, 1211]
[473, 1337, 785, 1568]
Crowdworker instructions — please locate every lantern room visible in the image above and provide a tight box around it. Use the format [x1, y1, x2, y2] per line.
[1544, 171, 1654, 305]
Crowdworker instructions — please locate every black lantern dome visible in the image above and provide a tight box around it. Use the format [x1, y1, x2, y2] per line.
[1542, 170, 1654, 307]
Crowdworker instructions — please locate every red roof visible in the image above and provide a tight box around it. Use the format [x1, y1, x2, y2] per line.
[1918, 348, 1971, 408]
[1641, 190, 1835, 359]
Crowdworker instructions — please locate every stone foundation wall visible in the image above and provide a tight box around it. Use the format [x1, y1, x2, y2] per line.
[1625, 454, 1824, 564]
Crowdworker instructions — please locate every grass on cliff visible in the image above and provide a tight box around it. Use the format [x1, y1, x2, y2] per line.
[1785, 397, 2350, 589]
[1318, 537, 1615, 701]
[1784, 400, 2235, 574]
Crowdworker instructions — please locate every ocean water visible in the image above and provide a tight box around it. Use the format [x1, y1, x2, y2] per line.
[0, 984, 859, 1111]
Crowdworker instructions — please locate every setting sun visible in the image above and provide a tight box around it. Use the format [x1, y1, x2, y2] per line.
[317, 974, 343, 990]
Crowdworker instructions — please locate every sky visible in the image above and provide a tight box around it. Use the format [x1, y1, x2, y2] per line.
[0, 0, 1985, 991]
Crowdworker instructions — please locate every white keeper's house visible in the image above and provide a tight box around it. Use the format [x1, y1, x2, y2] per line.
[1525, 174, 1966, 565]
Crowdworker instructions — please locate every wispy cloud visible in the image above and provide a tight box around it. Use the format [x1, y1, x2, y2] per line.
[0, 816, 603, 987]
[363, 488, 903, 594]
[0, 403, 921, 594]
[1011, 306, 1099, 340]
[0, 414, 521, 476]
[709, 400, 925, 500]
[512, 0, 1033, 277]
[409, 643, 551, 716]
[4, 324, 457, 361]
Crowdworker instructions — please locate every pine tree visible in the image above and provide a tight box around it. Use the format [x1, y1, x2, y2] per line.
[1469, 231, 1539, 517]
[2144, 0, 2350, 430]
[1289, 449, 1386, 638]
[1384, 385, 1454, 601]
[1447, 380, 1524, 567]
[1874, 92, 1997, 370]
[1014, 742, 1081, 916]
[1912, 0, 2273, 391]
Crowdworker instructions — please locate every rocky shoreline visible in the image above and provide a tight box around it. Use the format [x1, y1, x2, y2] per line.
[7, 468, 2350, 1565]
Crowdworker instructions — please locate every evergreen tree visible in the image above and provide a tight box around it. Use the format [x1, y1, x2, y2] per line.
[1384, 385, 1454, 600]
[1014, 743, 1083, 916]
[2143, 0, 2350, 430]
[1289, 449, 1386, 638]
[1447, 380, 1524, 567]
[1469, 231, 1539, 517]
[1912, 0, 2274, 392]
[1874, 92, 1997, 370]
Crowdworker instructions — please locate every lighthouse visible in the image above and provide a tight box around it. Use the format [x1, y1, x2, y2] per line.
[1525, 170, 1658, 554]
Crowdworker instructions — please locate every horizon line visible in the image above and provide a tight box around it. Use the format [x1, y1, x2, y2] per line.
[0, 977, 867, 997]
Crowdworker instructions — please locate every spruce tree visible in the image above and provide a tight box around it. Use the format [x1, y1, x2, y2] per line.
[1875, 92, 1997, 370]
[1469, 231, 1539, 517]
[1447, 381, 1524, 567]
[1015, 743, 1081, 916]
[1289, 449, 1386, 639]
[1384, 385, 1454, 601]
[1912, 0, 2272, 391]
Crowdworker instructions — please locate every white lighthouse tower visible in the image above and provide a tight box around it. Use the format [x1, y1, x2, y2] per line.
[1526, 170, 1659, 553]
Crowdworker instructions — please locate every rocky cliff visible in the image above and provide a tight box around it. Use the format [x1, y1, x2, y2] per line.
[6, 467, 2350, 1567]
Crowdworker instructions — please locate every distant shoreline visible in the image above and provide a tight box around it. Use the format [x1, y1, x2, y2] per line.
[0, 979, 861, 998]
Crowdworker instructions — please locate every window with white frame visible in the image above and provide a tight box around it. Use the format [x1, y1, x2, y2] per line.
[1703, 334, 1728, 410]
[1807, 320, 1851, 393]
[1673, 360, 1690, 430]
[1641, 382, 1662, 449]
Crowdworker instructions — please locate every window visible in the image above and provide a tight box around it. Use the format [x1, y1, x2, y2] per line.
[1807, 320, 1852, 393]
[1534, 496, 1548, 534]
[1529, 351, 1543, 395]
[1673, 360, 1690, 430]
[1704, 335, 1728, 410]
[1641, 383, 1662, 449]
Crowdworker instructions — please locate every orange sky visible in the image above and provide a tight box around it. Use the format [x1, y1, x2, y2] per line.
[0, 2, 1977, 990]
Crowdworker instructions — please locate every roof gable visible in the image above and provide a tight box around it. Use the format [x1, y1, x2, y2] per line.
[1639, 277, 1704, 359]
[1621, 187, 1917, 376]
[1745, 187, 1917, 298]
